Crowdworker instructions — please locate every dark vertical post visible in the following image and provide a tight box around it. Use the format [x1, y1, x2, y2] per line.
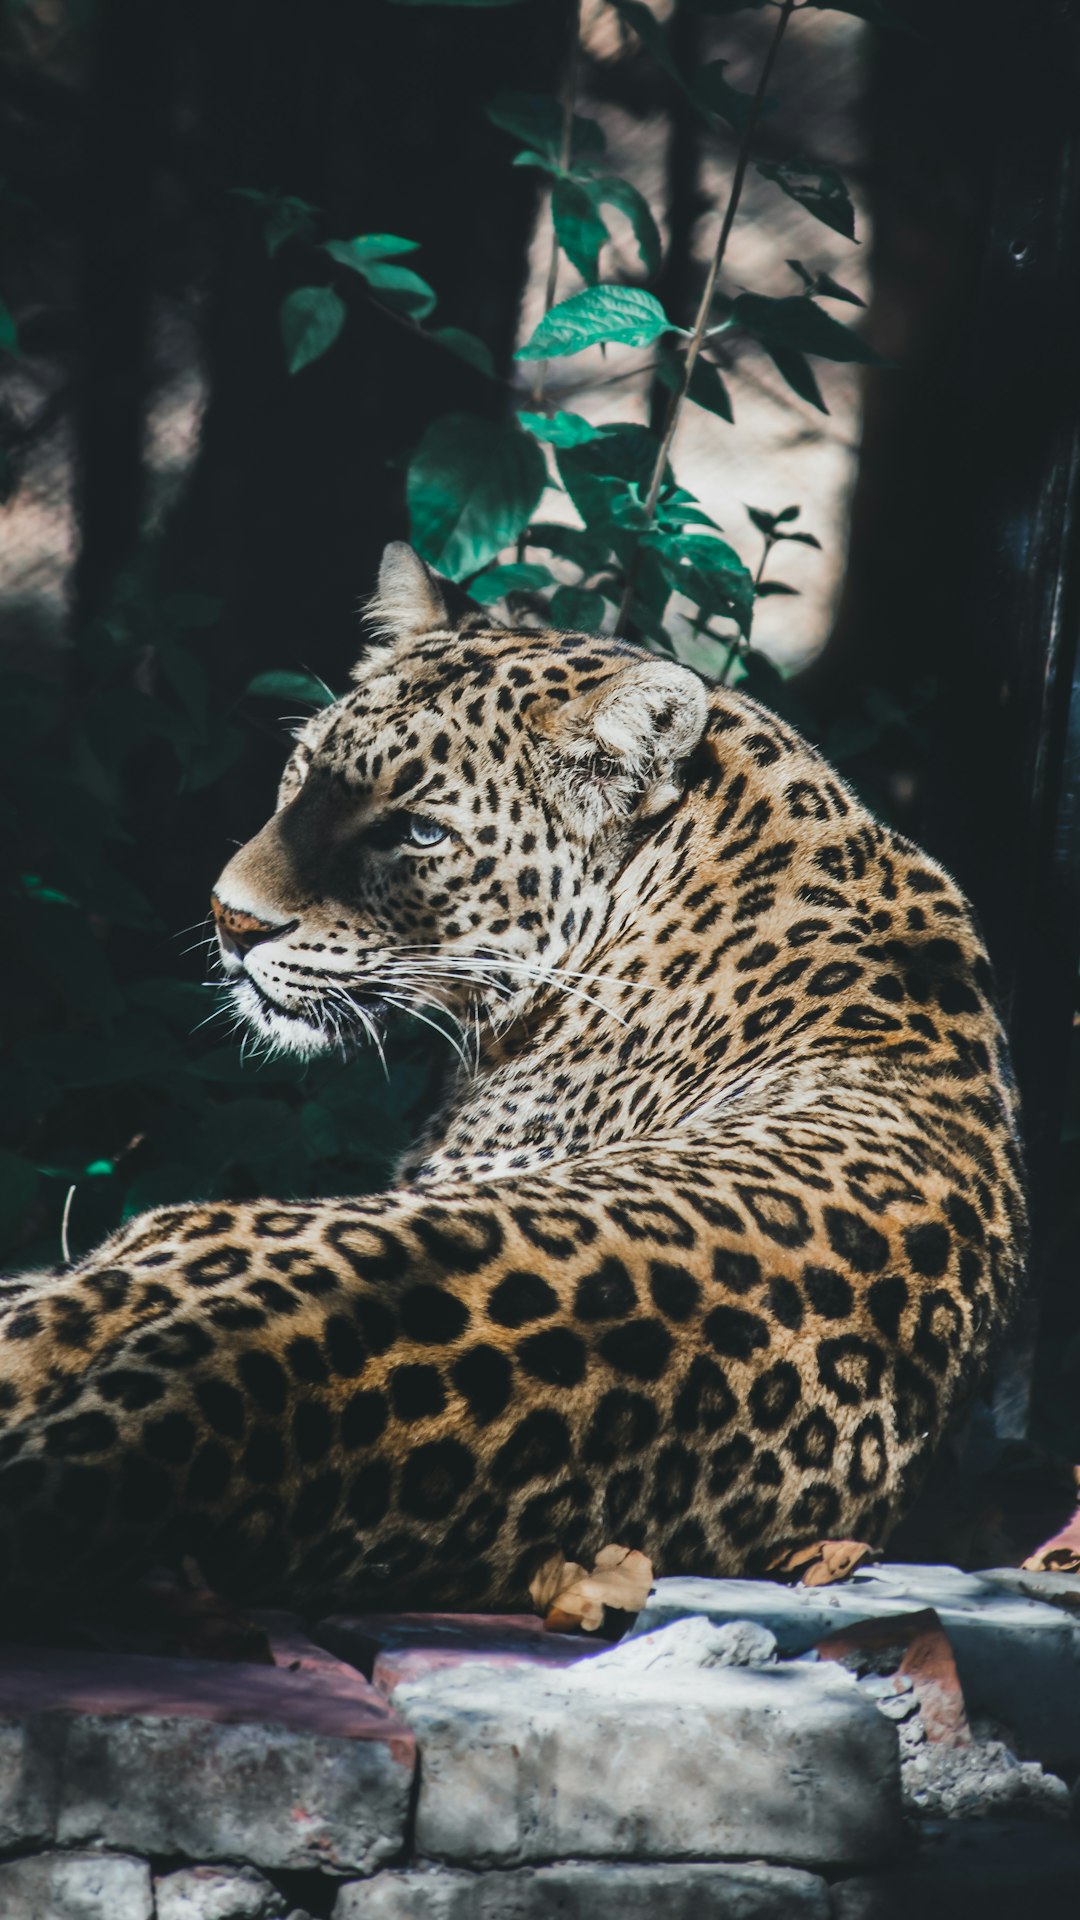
[72, 0, 165, 629]
[923, 0, 1080, 1433]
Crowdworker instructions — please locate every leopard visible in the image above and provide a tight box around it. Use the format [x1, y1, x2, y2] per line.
[0, 542, 1027, 1617]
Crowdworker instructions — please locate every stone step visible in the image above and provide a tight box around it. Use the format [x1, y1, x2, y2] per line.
[0, 1851, 153, 1920]
[333, 1861, 832, 1919]
[0, 1639, 413, 1874]
[630, 1563, 1080, 1764]
[315, 1610, 586, 1694]
[388, 1648, 902, 1870]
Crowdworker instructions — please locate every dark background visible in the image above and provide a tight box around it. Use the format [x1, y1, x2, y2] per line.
[2, 0, 1080, 1510]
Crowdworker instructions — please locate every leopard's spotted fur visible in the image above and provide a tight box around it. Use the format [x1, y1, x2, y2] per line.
[0, 545, 1026, 1612]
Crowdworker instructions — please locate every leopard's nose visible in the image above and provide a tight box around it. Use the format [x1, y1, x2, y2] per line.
[211, 893, 297, 960]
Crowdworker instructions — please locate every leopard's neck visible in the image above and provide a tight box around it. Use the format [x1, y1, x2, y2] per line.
[394, 686, 992, 1188]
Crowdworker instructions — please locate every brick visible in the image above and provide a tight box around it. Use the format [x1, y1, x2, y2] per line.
[0, 1850, 152, 1920]
[815, 1610, 971, 1746]
[389, 1654, 901, 1869]
[632, 1563, 1080, 1765]
[315, 1612, 584, 1695]
[0, 1642, 414, 1873]
[155, 1864, 287, 1920]
[0, 1718, 56, 1850]
[333, 1861, 832, 1919]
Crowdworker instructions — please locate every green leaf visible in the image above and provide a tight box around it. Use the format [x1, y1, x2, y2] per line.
[234, 189, 319, 258]
[812, 271, 865, 308]
[693, 59, 756, 133]
[323, 234, 420, 267]
[262, 196, 318, 258]
[656, 350, 734, 423]
[584, 177, 662, 277]
[468, 562, 554, 601]
[653, 486, 722, 534]
[527, 521, 612, 571]
[429, 327, 495, 377]
[756, 581, 799, 597]
[279, 287, 346, 374]
[551, 586, 607, 631]
[552, 178, 609, 285]
[733, 292, 883, 364]
[355, 261, 437, 320]
[0, 298, 19, 359]
[780, 530, 823, 549]
[407, 414, 547, 581]
[757, 158, 857, 241]
[518, 286, 675, 360]
[555, 426, 670, 542]
[518, 409, 603, 447]
[486, 91, 605, 166]
[245, 669, 337, 706]
[747, 506, 779, 537]
[612, 2, 755, 131]
[759, 341, 828, 413]
[643, 531, 754, 635]
[787, 258, 865, 307]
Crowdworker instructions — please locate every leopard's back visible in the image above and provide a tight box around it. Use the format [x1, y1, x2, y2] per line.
[0, 550, 1026, 1611]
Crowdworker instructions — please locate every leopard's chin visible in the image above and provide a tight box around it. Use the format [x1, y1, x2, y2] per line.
[227, 975, 386, 1061]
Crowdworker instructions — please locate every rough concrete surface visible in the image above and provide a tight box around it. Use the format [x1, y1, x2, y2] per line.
[390, 1654, 901, 1869]
[0, 1641, 414, 1875]
[633, 1563, 1080, 1763]
[332, 1860, 832, 1919]
[154, 1863, 288, 1920]
[0, 1849, 153, 1920]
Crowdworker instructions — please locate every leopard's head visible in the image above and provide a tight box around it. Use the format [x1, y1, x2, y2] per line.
[211, 542, 708, 1058]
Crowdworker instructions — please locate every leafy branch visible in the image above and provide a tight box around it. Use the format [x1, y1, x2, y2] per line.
[245, 0, 892, 677]
[615, 0, 799, 629]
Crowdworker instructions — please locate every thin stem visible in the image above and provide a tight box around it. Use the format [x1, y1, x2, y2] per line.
[616, 0, 798, 631]
[531, 0, 583, 408]
[753, 538, 774, 592]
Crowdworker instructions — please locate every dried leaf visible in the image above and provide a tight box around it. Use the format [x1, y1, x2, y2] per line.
[768, 1538, 880, 1588]
[529, 1543, 653, 1633]
[1022, 1546, 1080, 1575]
[1020, 1499, 1080, 1574]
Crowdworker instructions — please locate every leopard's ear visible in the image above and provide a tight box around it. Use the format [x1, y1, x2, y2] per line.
[365, 542, 452, 641]
[362, 543, 492, 657]
[535, 657, 709, 823]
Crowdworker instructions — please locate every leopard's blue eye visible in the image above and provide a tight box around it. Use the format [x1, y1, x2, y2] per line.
[404, 814, 447, 848]
[364, 810, 450, 851]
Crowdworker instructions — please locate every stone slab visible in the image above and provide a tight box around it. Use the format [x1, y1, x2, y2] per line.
[389, 1653, 901, 1869]
[333, 1861, 832, 1919]
[0, 1642, 414, 1873]
[316, 1612, 585, 1695]
[630, 1563, 1080, 1763]
[155, 1864, 287, 1920]
[0, 1850, 153, 1920]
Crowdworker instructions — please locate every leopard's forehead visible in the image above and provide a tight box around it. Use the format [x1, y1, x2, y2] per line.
[294, 625, 649, 787]
[349, 625, 644, 717]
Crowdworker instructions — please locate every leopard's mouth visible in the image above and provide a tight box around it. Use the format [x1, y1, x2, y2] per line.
[228, 972, 389, 1059]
